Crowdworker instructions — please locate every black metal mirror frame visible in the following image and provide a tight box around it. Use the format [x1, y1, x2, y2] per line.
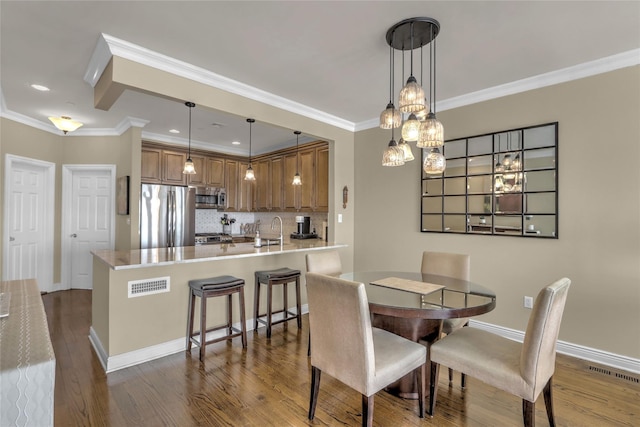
[421, 122, 558, 238]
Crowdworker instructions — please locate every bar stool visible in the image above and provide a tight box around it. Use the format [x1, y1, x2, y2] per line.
[186, 275, 247, 361]
[253, 268, 302, 338]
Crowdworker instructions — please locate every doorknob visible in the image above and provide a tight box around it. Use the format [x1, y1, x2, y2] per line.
[70, 233, 77, 238]
[9, 236, 15, 241]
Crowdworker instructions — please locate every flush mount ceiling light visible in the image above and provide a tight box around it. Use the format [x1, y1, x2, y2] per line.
[244, 118, 256, 181]
[182, 102, 196, 175]
[292, 130, 302, 186]
[48, 115, 83, 134]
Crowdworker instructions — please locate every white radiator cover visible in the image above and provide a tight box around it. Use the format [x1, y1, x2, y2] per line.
[128, 276, 170, 298]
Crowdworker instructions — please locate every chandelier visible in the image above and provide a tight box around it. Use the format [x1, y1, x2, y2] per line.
[379, 17, 445, 172]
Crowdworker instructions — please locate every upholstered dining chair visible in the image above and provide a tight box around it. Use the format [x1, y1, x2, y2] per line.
[306, 272, 427, 427]
[421, 250, 471, 386]
[428, 277, 571, 426]
[305, 250, 342, 355]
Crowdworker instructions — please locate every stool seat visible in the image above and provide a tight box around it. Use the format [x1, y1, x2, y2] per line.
[186, 275, 247, 361]
[190, 276, 245, 290]
[254, 267, 302, 339]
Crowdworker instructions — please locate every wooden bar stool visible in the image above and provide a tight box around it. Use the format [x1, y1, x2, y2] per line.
[186, 275, 247, 361]
[253, 268, 302, 338]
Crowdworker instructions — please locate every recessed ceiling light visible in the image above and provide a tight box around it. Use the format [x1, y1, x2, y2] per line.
[31, 84, 50, 91]
[169, 129, 180, 134]
[232, 141, 241, 145]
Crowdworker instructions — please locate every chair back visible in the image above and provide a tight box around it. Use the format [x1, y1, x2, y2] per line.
[520, 278, 571, 394]
[306, 251, 342, 276]
[305, 272, 373, 394]
[420, 251, 470, 281]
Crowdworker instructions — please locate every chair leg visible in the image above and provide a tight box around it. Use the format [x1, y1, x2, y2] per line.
[543, 377, 555, 427]
[308, 366, 321, 420]
[238, 286, 247, 348]
[307, 331, 311, 357]
[253, 276, 260, 332]
[199, 295, 206, 362]
[448, 368, 453, 383]
[522, 399, 535, 427]
[227, 293, 233, 335]
[416, 364, 425, 418]
[266, 282, 273, 339]
[362, 394, 374, 427]
[186, 291, 195, 351]
[295, 276, 302, 328]
[428, 361, 440, 417]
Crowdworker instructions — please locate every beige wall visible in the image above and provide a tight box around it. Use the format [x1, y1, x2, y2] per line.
[354, 66, 640, 359]
[0, 118, 138, 283]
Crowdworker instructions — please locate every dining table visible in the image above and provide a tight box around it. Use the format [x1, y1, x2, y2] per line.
[339, 271, 496, 399]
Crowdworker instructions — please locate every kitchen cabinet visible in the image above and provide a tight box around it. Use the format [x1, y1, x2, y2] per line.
[205, 157, 225, 187]
[270, 156, 284, 211]
[224, 159, 239, 211]
[141, 147, 187, 185]
[283, 153, 298, 210]
[315, 146, 329, 212]
[187, 154, 206, 186]
[299, 149, 315, 211]
[254, 159, 270, 211]
[238, 161, 253, 212]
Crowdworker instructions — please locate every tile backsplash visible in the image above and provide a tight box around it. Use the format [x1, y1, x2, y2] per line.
[195, 210, 328, 238]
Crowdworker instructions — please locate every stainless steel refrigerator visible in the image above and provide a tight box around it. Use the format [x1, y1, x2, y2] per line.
[140, 184, 195, 249]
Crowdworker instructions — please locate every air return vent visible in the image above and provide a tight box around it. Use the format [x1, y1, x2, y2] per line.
[128, 276, 170, 298]
[588, 365, 639, 384]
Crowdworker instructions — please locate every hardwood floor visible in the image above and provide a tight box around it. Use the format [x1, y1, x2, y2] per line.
[43, 290, 639, 426]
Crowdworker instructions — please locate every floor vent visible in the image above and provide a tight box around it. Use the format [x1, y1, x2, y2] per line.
[588, 365, 639, 383]
[128, 277, 170, 298]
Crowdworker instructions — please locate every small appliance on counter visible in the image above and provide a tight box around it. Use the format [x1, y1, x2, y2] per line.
[290, 215, 318, 239]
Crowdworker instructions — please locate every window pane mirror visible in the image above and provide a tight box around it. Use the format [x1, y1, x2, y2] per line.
[421, 122, 558, 238]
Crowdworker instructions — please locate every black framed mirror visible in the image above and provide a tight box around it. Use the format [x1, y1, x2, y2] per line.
[421, 122, 558, 238]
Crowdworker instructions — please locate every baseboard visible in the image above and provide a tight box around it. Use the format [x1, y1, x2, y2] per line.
[88, 326, 108, 371]
[469, 320, 640, 374]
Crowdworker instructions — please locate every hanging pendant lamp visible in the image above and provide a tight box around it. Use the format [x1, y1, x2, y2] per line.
[292, 130, 302, 185]
[397, 138, 415, 161]
[182, 102, 196, 175]
[417, 23, 444, 148]
[423, 147, 445, 174]
[244, 118, 256, 181]
[382, 115, 405, 167]
[397, 21, 426, 113]
[380, 43, 401, 129]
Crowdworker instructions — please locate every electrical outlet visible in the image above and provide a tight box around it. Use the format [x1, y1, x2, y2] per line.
[524, 296, 533, 309]
[338, 214, 343, 223]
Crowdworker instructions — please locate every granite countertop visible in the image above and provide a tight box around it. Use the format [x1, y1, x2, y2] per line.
[92, 239, 346, 270]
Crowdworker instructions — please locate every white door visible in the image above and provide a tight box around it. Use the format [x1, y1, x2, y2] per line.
[3, 155, 55, 292]
[62, 165, 115, 290]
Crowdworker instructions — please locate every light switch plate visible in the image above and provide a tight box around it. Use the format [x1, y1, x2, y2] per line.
[338, 214, 343, 223]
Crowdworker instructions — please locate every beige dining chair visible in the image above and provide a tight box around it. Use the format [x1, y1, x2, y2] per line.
[428, 278, 571, 426]
[420, 250, 471, 386]
[305, 250, 342, 355]
[306, 272, 427, 427]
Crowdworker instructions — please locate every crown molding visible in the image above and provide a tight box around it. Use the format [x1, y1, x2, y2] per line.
[85, 34, 355, 132]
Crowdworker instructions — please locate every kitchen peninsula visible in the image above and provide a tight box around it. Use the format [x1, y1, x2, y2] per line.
[91, 240, 346, 372]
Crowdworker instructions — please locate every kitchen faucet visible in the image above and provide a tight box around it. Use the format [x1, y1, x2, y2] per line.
[271, 216, 283, 244]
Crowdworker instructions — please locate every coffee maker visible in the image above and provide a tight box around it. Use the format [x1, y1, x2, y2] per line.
[291, 216, 317, 239]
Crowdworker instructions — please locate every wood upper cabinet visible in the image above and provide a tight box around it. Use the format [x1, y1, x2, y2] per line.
[270, 156, 284, 211]
[237, 161, 253, 212]
[254, 159, 270, 211]
[141, 147, 162, 183]
[283, 153, 298, 210]
[141, 147, 187, 185]
[187, 154, 206, 186]
[299, 149, 315, 211]
[315, 146, 329, 212]
[162, 150, 188, 186]
[205, 157, 225, 187]
[224, 159, 239, 211]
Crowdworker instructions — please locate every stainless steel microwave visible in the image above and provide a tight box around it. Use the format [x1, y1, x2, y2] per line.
[193, 186, 226, 209]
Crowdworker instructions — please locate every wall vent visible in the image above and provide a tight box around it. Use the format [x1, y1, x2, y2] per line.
[128, 276, 170, 298]
[588, 365, 639, 383]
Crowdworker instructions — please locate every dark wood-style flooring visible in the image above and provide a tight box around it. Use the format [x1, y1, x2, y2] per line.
[43, 290, 639, 426]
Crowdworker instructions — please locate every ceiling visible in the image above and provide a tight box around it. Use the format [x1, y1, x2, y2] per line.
[1, 1, 639, 155]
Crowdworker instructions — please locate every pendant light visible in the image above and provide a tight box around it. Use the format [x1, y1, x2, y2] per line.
[417, 24, 444, 148]
[397, 21, 426, 113]
[423, 147, 445, 174]
[379, 43, 401, 129]
[244, 118, 256, 181]
[182, 102, 196, 175]
[292, 130, 302, 185]
[382, 116, 405, 167]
